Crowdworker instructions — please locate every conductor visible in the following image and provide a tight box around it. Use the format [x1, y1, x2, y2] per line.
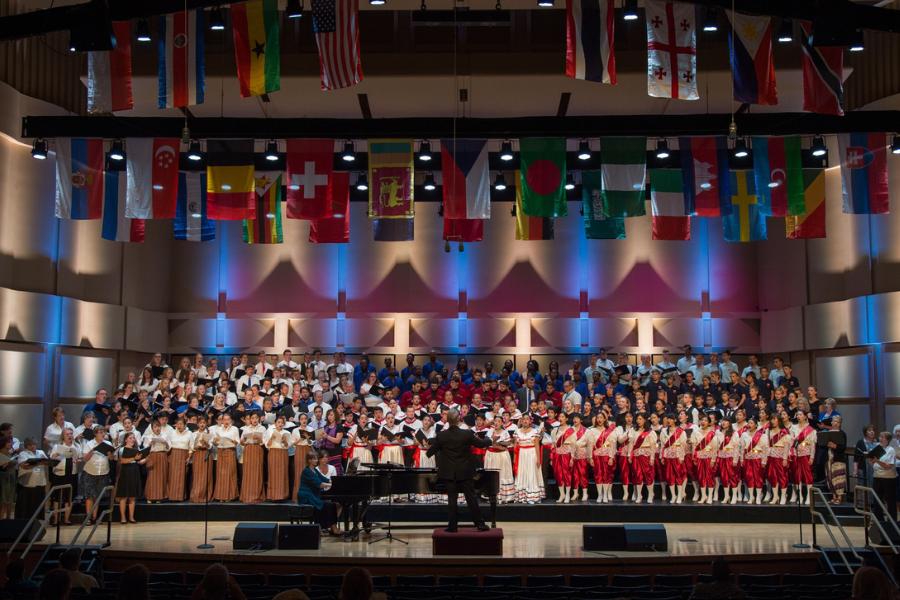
[426, 409, 496, 532]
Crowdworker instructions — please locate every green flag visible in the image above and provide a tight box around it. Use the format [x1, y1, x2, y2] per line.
[600, 137, 647, 217]
[519, 138, 567, 218]
[583, 171, 626, 239]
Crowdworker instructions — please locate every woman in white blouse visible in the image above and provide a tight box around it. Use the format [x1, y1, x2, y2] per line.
[291, 413, 312, 501]
[212, 414, 240, 501]
[80, 427, 113, 524]
[43, 408, 75, 451]
[167, 418, 193, 502]
[138, 368, 158, 394]
[264, 417, 291, 502]
[49, 428, 81, 525]
[141, 421, 171, 504]
[17, 437, 48, 520]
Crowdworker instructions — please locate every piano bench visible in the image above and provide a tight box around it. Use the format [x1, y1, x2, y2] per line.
[432, 527, 504, 556]
[289, 504, 315, 524]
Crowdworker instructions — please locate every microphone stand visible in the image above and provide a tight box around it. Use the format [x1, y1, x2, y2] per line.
[197, 445, 214, 549]
[793, 482, 810, 549]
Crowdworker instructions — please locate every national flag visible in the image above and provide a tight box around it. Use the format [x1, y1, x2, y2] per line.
[679, 136, 732, 216]
[727, 12, 777, 106]
[55, 138, 104, 220]
[374, 218, 414, 242]
[310, 172, 350, 243]
[786, 169, 826, 239]
[566, 0, 616, 84]
[243, 172, 283, 244]
[723, 170, 766, 242]
[799, 22, 843, 116]
[441, 139, 490, 220]
[443, 217, 483, 243]
[231, 0, 280, 98]
[838, 133, 889, 214]
[174, 172, 216, 242]
[369, 140, 414, 219]
[312, 0, 363, 90]
[515, 170, 554, 240]
[286, 139, 333, 220]
[751, 136, 804, 217]
[102, 169, 144, 242]
[599, 137, 647, 217]
[520, 138, 567, 218]
[646, 0, 698, 100]
[158, 10, 205, 108]
[650, 169, 690, 241]
[88, 21, 133, 114]
[124, 138, 180, 219]
[583, 171, 627, 239]
[206, 139, 255, 220]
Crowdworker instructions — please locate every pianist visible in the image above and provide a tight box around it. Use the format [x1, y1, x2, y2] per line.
[298, 451, 342, 537]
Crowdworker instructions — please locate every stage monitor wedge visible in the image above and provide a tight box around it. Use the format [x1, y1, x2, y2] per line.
[279, 524, 321, 550]
[583, 525, 627, 552]
[624, 524, 668, 551]
[233, 522, 278, 550]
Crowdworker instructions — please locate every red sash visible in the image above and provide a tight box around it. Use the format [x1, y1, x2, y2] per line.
[695, 431, 716, 453]
[792, 425, 813, 456]
[631, 430, 652, 457]
[751, 429, 765, 449]
[770, 428, 789, 446]
[663, 428, 684, 449]
[556, 428, 574, 449]
[594, 427, 612, 449]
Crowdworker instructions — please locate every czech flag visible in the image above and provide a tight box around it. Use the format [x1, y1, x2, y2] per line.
[441, 139, 490, 220]
[838, 133, 889, 214]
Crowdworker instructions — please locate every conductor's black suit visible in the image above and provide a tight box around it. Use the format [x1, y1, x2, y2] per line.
[426, 424, 493, 531]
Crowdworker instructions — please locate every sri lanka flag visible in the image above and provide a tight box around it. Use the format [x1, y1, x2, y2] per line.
[838, 133, 889, 214]
[727, 12, 777, 106]
[55, 138, 104, 220]
[566, 0, 615, 84]
[158, 10, 205, 108]
[679, 137, 732, 217]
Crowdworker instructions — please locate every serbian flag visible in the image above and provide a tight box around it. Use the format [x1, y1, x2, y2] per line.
[101, 169, 144, 242]
[206, 139, 255, 220]
[838, 133, 889, 214]
[310, 172, 350, 243]
[232, 0, 280, 98]
[515, 170, 554, 240]
[751, 136, 805, 217]
[679, 137, 731, 217]
[286, 139, 333, 220]
[174, 172, 216, 242]
[124, 138, 180, 219]
[566, 0, 615, 84]
[440, 139, 490, 220]
[55, 138, 104, 220]
[87, 21, 133, 114]
[158, 10, 205, 108]
[243, 172, 284, 244]
[374, 219, 414, 241]
[799, 22, 843, 116]
[443, 217, 483, 243]
[786, 169, 826, 239]
[727, 12, 777, 106]
[646, 0, 698, 100]
[723, 171, 766, 242]
[650, 169, 690, 241]
[369, 140, 414, 219]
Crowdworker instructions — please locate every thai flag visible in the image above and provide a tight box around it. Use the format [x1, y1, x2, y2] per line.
[566, 0, 615, 84]
[678, 137, 732, 217]
[55, 138, 104, 220]
[838, 133, 889, 214]
[102, 169, 145, 242]
[440, 139, 491, 220]
[158, 10, 205, 108]
[87, 21, 133, 114]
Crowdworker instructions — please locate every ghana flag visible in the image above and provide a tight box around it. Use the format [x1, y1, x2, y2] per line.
[243, 171, 283, 244]
[231, 0, 280, 98]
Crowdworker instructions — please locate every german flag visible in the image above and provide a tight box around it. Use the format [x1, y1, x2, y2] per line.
[206, 139, 255, 220]
[231, 0, 280, 98]
[515, 170, 554, 240]
[243, 172, 283, 244]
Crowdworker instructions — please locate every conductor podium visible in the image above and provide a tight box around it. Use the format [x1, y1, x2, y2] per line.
[432, 526, 504, 556]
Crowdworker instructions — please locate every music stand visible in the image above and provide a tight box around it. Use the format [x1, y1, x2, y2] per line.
[365, 463, 408, 545]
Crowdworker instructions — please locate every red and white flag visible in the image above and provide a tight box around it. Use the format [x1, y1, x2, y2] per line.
[88, 21, 133, 114]
[799, 22, 844, 116]
[646, 0, 698, 100]
[286, 139, 334, 220]
[125, 139, 180, 219]
[311, 0, 363, 90]
[158, 10, 205, 108]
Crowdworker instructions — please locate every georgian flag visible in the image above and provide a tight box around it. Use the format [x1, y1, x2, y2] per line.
[646, 0, 698, 100]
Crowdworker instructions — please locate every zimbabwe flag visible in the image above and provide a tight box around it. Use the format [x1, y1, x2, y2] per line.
[515, 170, 554, 240]
[243, 172, 283, 244]
[232, 0, 280, 98]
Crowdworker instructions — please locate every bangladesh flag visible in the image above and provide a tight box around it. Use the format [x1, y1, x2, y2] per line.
[600, 137, 647, 217]
[519, 138, 567, 218]
[582, 171, 626, 239]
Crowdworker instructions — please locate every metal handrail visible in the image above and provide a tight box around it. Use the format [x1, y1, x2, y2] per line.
[810, 486, 861, 573]
[67, 485, 114, 552]
[6, 484, 72, 559]
[853, 485, 900, 553]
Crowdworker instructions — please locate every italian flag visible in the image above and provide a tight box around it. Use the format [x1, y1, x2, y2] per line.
[650, 169, 690, 241]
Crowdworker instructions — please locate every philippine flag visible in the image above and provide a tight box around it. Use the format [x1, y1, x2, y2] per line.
[55, 138, 104, 220]
[727, 12, 777, 106]
[678, 137, 732, 217]
[440, 139, 491, 220]
[158, 10, 205, 109]
[838, 133, 889, 214]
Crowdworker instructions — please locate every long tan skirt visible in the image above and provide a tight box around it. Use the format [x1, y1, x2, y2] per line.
[167, 448, 189, 501]
[145, 451, 169, 501]
[292, 445, 310, 501]
[190, 449, 215, 503]
[214, 449, 239, 501]
[240, 444, 265, 503]
[267, 448, 289, 501]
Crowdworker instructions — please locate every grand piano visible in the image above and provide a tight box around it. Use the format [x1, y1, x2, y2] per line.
[322, 465, 500, 538]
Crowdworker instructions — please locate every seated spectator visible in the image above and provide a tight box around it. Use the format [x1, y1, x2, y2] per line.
[272, 591, 310, 600]
[4, 559, 39, 595]
[850, 566, 900, 600]
[689, 557, 746, 599]
[39, 569, 70, 600]
[339, 567, 374, 600]
[58, 548, 98, 593]
[116, 564, 150, 600]
[191, 563, 246, 600]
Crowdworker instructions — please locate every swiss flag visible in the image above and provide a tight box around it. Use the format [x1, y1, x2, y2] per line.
[286, 139, 334, 220]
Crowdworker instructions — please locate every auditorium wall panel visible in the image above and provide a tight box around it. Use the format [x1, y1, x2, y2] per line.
[345, 317, 395, 350]
[867, 292, 900, 344]
[755, 218, 808, 312]
[120, 220, 174, 313]
[871, 158, 900, 296]
[118, 351, 155, 385]
[223, 318, 275, 349]
[531, 318, 580, 351]
[0, 343, 46, 398]
[587, 318, 639, 349]
[409, 318, 459, 350]
[58, 351, 114, 398]
[125, 307, 168, 353]
[2, 404, 45, 448]
[288, 318, 337, 349]
[0, 287, 61, 344]
[760, 307, 804, 352]
[710, 318, 760, 351]
[813, 349, 872, 400]
[169, 318, 217, 351]
[804, 297, 869, 350]
[834, 402, 871, 455]
[59, 298, 125, 349]
[56, 219, 123, 306]
[706, 218, 760, 313]
[167, 235, 222, 314]
[883, 345, 900, 400]
[652, 318, 703, 350]
[466, 318, 516, 351]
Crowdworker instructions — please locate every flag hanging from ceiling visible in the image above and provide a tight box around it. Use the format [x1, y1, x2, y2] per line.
[310, 172, 350, 243]
[599, 137, 647, 217]
[786, 169, 826, 239]
[231, 0, 280, 98]
[443, 217, 483, 242]
[751, 136, 804, 217]
[124, 138, 180, 219]
[312, 0, 363, 90]
[440, 139, 491, 220]
[838, 133, 889, 214]
[286, 139, 333, 220]
[566, 0, 616, 84]
[520, 138, 567, 218]
[582, 171, 627, 239]
[243, 172, 284, 244]
[515, 170, 554, 240]
[174, 172, 216, 242]
[369, 140, 414, 219]
[650, 169, 690, 240]
[55, 138, 104, 220]
[723, 171, 766, 242]
[374, 218, 414, 241]
[727, 12, 777, 106]
[799, 21, 844, 116]
[102, 169, 144, 242]
[646, 0, 698, 100]
[158, 10, 205, 108]
[679, 136, 731, 216]
[206, 139, 256, 220]
[88, 21, 133, 114]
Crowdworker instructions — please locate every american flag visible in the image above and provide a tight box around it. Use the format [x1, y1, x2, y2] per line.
[312, 0, 363, 90]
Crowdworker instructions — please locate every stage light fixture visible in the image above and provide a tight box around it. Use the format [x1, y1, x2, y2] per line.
[494, 173, 507, 191]
[499, 141, 514, 161]
[264, 140, 279, 161]
[31, 139, 47, 160]
[341, 141, 356, 162]
[109, 139, 125, 162]
[136, 19, 152, 42]
[370, 0, 385, 5]
[287, 0, 304, 17]
[849, 29, 865, 52]
[565, 174, 576, 190]
[733, 138, 749, 159]
[811, 136, 827, 157]
[418, 141, 433, 162]
[655, 139, 670, 160]
[356, 173, 369, 190]
[210, 7, 226, 31]
[777, 19, 793, 43]
[577, 140, 592, 161]
[703, 7, 717, 32]
[424, 172, 437, 191]
[187, 140, 203, 161]
[623, 0, 638, 21]
[537, 0, 554, 7]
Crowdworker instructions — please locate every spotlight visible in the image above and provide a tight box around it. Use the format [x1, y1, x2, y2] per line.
[494, 173, 507, 190]
[499, 141, 514, 161]
[191, 209, 202, 218]
[265, 211, 276, 218]
[537, 0, 553, 6]
[187, 140, 203, 161]
[424, 172, 436, 191]
[264, 140, 279, 162]
[811, 136, 827, 158]
[286, 0, 304, 18]
[577, 140, 592, 161]
[655, 139, 670, 160]
[341, 141, 356, 162]
[370, 0, 385, 5]
[565, 174, 575, 191]
[136, 19, 152, 43]
[733, 138, 749, 159]
[703, 7, 717, 32]
[31, 139, 47, 160]
[777, 19, 793, 43]
[849, 29, 864, 52]
[444, 240, 451, 253]
[458, 241, 464, 252]
[356, 173, 369, 190]
[209, 7, 226, 31]
[892, 135, 900, 155]
[109, 139, 125, 162]
[623, 0, 638, 21]
[418, 141, 433, 162]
